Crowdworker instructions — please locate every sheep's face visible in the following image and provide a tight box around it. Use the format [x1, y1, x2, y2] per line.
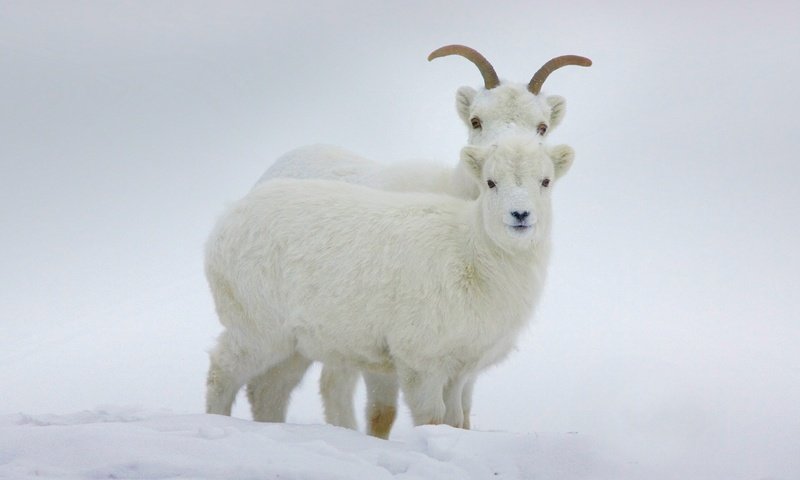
[461, 137, 574, 253]
[456, 83, 566, 146]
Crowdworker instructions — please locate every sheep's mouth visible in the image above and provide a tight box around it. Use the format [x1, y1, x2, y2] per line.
[505, 224, 534, 238]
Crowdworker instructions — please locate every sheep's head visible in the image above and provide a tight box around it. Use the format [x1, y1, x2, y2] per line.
[429, 45, 591, 145]
[461, 137, 574, 252]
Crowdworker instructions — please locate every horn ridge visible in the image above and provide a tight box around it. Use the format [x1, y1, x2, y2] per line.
[528, 55, 592, 95]
[428, 44, 500, 90]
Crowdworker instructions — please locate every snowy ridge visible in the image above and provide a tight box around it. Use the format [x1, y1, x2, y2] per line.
[0, 408, 629, 480]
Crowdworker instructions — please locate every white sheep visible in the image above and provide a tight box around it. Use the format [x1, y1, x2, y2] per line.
[257, 45, 591, 193]
[428, 45, 591, 147]
[258, 143, 480, 199]
[205, 136, 575, 431]
[246, 46, 590, 437]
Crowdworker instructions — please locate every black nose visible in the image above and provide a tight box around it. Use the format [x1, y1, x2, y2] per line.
[511, 211, 530, 221]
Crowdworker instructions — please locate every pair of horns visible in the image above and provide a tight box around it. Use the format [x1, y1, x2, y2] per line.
[427, 44, 591, 95]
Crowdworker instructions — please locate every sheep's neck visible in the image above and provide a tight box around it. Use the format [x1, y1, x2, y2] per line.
[452, 202, 549, 331]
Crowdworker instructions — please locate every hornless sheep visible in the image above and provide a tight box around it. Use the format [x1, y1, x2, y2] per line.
[205, 137, 575, 430]
[246, 45, 590, 437]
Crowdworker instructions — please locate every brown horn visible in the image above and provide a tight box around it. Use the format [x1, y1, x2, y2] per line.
[528, 55, 592, 95]
[428, 44, 500, 90]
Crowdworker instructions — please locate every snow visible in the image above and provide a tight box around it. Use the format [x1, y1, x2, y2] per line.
[1, 1, 799, 479]
[1, 408, 626, 480]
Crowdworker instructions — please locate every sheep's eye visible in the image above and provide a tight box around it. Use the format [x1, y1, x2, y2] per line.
[487, 179, 496, 189]
[537, 123, 548, 135]
[541, 178, 551, 188]
[470, 117, 482, 129]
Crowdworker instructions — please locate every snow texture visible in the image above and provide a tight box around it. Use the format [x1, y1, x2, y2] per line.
[1, 408, 627, 480]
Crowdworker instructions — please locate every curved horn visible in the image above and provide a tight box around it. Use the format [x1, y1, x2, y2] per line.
[528, 55, 592, 95]
[428, 44, 500, 90]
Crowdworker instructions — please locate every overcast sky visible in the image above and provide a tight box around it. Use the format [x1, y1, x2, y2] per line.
[1, 2, 799, 478]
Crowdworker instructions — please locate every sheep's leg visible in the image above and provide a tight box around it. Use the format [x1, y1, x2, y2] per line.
[443, 375, 468, 428]
[206, 330, 284, 416]
[461, 376, 476, 430]
[363, 371, 399, 439]
[397, 365, 446, 426]
[319, 365, 359, 430]
[247, 352, 312, 422]
[206, 362, 240, 416]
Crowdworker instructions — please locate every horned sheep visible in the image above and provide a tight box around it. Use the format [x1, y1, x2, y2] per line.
[246, 45, 590, 437]
[205, 136, 575, 430]
[258, 45, 591, 196]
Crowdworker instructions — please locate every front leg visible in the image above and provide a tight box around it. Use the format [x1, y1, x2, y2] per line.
[396, 365, 446, 426]
[460, 375, 476, 430]
[443, 375, 468, 428]
[363, 371, 399, 439]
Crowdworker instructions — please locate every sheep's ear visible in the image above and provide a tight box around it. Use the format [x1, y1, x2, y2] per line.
[460, 145, 487, 180]
[549, 144, 575, 179]
[456, 86, 477, 125]
[546, 95, 566, 129]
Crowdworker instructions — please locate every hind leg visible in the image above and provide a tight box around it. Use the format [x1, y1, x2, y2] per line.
[247, 352, 313, 422]
[364, 371, 398, 439]
[206, 329, 290, 416]
[319, 365, 360, 430]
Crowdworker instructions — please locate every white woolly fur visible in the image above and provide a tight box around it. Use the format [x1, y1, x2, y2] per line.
[247, 83, 569, 437]
[205, 137, 574, 429]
